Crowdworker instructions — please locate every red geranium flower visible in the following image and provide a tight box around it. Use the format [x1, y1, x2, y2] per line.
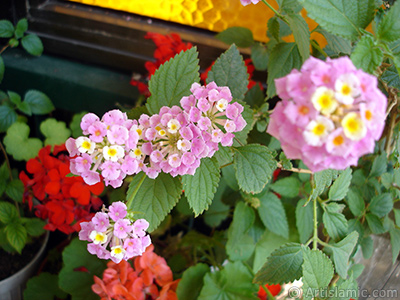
[258, 284, 282, 300]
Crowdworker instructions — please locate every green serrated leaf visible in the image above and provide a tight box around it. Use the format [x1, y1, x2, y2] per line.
[258, 192, 289, 239]
[21, 34, 44, 56]
[331, 231, 359, 279]
[0, 202, 19, 223]
[8, 91, 21, 106]
[323, 204, 348, 241]
[226, 202, 256, 261]
[0, 20, 14, 38]
[177, 263, 210, 300]
[346, 188, 365, 217]
[315, 26, 352, 55]
[351, 35, 383, 74]
[146, 47, 199, 114]
[369, 152, 387, 177]
[24, 272, 68, 300]
[287, 14, 310, 62]
[126, 172, 182, 232]
[233, 144, 276, 194]
[310, 169, 339, 201]
[182, 157, 220, 216]
[394, 208, 400, 227]
[268, 17, 280, 42]
[69, 111, 87, 138]
[267, 43, 302, 98]
[24, 218, 46, 237]
[4, 122, 42, 161]
[270, 176, 301, 198]
[126, 105, 149, 120]
[361, 236, 374, 259]
[296, 198, 314, 243]
[203, 180, 230, 227]
[301, 246, 334, 299]
[199, 261, 258, 300]
[0, 163, 9, 197]
[216, 27, 254, 48]
[207, 44, 249, 100]
[365, 213, 387, 234]
[6, 221, 27, 253]
[298, 0, 377, 41]
[389, 227, 400, 265]
[381, 62, 400, 89]
[329, 168, 352, 201]
[277, 0, 302, 12]
[40, 118, 71, 146]
[377, 2, 400, 42]
[254, 243, 303, 285]
[17, 101, 32, 116]
[0, 105, 18, 132]
[24, 90, 54, 114]
[5, 179, 24, 202]
[59, 238, 107, 300]
[369, 193, 393, 217]
[251, 43, 269, 71]
[15, 18, 28, 39]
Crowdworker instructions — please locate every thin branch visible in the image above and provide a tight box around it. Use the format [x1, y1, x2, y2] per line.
[277, 163, 313, 174]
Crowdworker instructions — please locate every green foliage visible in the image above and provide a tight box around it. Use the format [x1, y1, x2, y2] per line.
[350, 35, 383, 74]
[198, 261, 258, 300]
[258, 192, 289, 239]
[5, 221, 27, 253]
[21, 34, 44, 56]
[254, 243, 303, 285]
[0, 56, 4, 83]
[270, 176, 301, 198]
[310, 169, 339, 201]
[0, 105, 17, 132]
[377, 1, 400, 42]
[346, 188, 365, 217]
[203, 180, 230, 227]
[0, 20, 14, 38]
[146, 47, 200, 114]
[24, 90, 55, 114]
[233, 144, 276, 194]
[215, 27, 254, 48]
[328, 168, 352, 201]
[182, 157, 221, 216]
[126, 172, 183, 232]
[330, 231, 359, 279]
[315, 26, 352, 55]
[232, 100, 254, 146]
[323, 203, 348, 241]
[287, 13, 310, 62]
[298, 0, 377, 41]
[177, 263, 210, 300]
[296, 198, 314, 243]
[365, 213, 387, 234]
[251, 43, 269, 71]
[207, 44, 249, 100]
[5, 179, 24, 202]
[15, 19, 28, 39]
[40, 118, 71, 146]
[369, 193, 393, 218]
[389, 227, 400, 264]
[24, 272, 67, 300]
[0, 201, 18, 223]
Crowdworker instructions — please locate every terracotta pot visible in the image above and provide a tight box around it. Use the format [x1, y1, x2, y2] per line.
[0, 231, 49, 300]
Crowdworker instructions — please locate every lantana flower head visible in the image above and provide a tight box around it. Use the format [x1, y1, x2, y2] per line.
[79, 201, 151, 263]
[267, 56, 387, 172]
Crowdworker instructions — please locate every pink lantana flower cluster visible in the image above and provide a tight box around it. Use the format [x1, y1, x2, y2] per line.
[66, 81, 246, 187]
[79, 201, 151, 263]
[267, 56, 387, 172]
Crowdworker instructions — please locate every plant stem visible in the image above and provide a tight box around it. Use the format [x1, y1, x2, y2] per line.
[261, 0, 289, 24]
[0, 44, 9, 55]
[313, 196, 318, 250]
[234, 137, 245, 147]
[0, 141, 13, 180]
[220, 161, 234, 169]
[262, 284, 277, 300]
[276, 163, 313, 174]
[310, 40, 328, 58]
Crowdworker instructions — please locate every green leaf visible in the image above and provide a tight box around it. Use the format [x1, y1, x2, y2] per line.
[0, 202, 18, 223]
[126, 173, 182, 232]
[59, 238, 107, 300]
[365, 213, 387, 234]
[351, 35, 383, 74]
[177, 263, 210, 300]
[268, 17, 280, 42]
[329, 168, 352, 201]
[146, 47, 199, 114]
[298, 0, 377, 41]
[5, 221, 27, 253]
[369, 152, 387, 177]
[346, 188, 365, 217]
[0, 105, 18, 132]
[276, 0, 302, 12]
[369, 193, 393, 217]
[0, 56, 4, 83]
[24, 218, 46, 237]
[301, 246, 334, 299]
[287, 14, 310, 62]
[251, 43, 269, 71]
[310, 169, 339, 201]
[207, 44, 249, 100]
[394, 208, 400, 227]
[296, 198, 314, 243]
[377, 1, 400, 42]
[5, 179, 24, 202]
[331, 231, 359, 279]
[214, 146, 233, 167]
[270, 176, 301, 198]
[182, 157, 220, 216]
[198, 261, 258, 300]
[40, 118, 71, 146]
[126, 105, 149, 120]
[315, 26, 351, 55]
[8, 91, 22, 106]
[216, 27, 254, 48]
[0, 20, 14, 38]
[361, 236, 374, 259]
[232, 100, 254, 146]
[24, 272, 68, 300]
[381, 63, 400, 89]
[254, 243, 303, 285]
[233, 144, 276, 194]
[323, 204, 348, 241]
[15, 18, 28, 39]
[203, 179, 230, 227]
[0, 163, 9, 196]
[24, 90, 55, 114]
[21, 34, 44, 56]
[258, 192, 289, 239]
[389, 227, 400, 265]
[17, 101, 32, 116]
[267, 43, 302, 98]
[69, 111, 87, 138]
[226, 202, 256, 261]
[4, 122, 42, 161]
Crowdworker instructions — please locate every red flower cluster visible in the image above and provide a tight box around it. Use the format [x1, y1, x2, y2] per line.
[130, 32, 261, 97]
[19, 144, 104, 234]
[258, 284, 282, 300]
[92, 245, 179, 300]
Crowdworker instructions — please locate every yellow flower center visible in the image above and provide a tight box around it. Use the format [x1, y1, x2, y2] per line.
[365, 110, 373, 121]
[341, 84, 352, 96]
[333, 135, 344, 146]
[312, 124, 326, 136]
[298, 105, 309, 115]
[134, 148, 142, 156]
[342, 113, 366, 141]
[159, 129, 166, 136]
[107, 148, 117, 157]
[113, 247, 123, 254]
[136, 128, 142, 135]
[82, 141, 92, 150]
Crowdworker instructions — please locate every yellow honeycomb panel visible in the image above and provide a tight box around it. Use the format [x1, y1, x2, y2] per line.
[67, 0, 326, 46]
